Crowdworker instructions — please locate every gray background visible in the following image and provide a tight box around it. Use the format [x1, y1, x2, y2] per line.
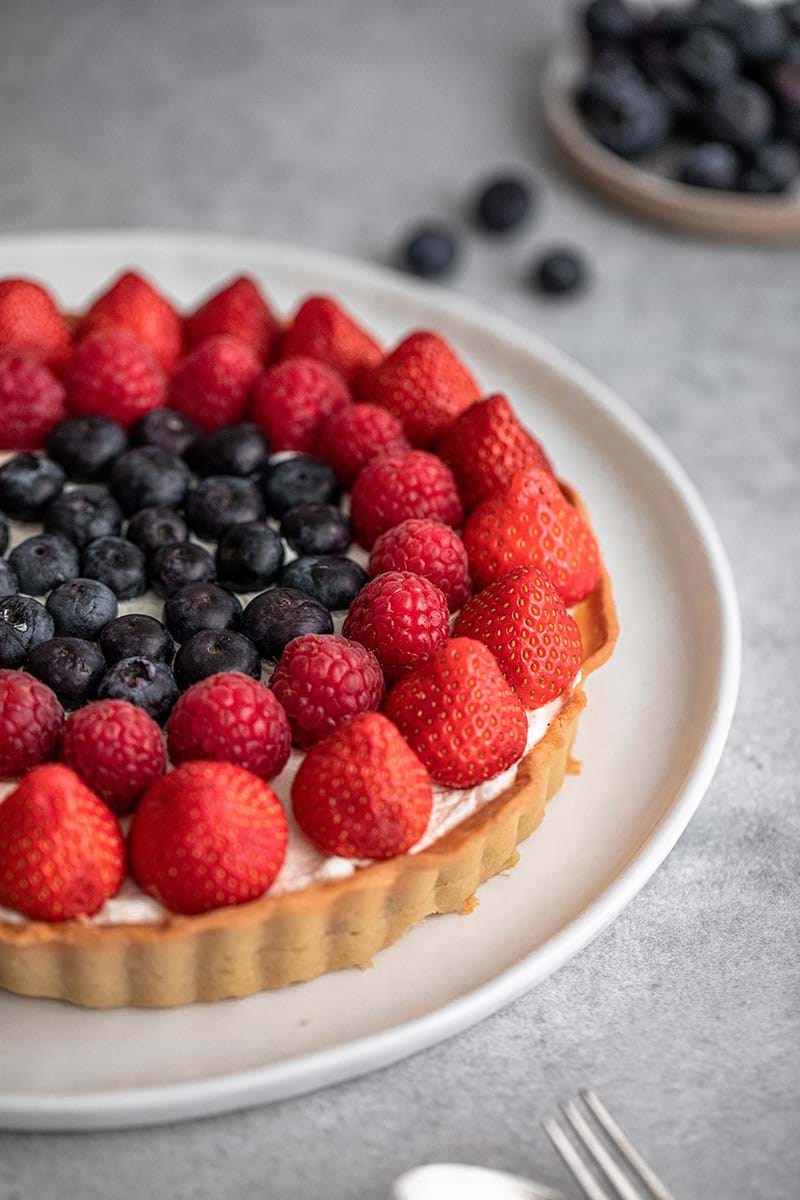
[1, 1, 799, 1197]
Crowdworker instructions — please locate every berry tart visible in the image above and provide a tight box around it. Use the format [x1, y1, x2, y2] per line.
[0, 271, 617, 1006]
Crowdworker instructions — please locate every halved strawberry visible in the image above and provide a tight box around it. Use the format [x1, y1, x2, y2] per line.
[78, 271, 183, 372]
[281, 295, 382, 382]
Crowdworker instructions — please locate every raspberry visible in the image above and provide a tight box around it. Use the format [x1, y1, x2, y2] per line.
[350, 450, 463, 549]
[315, 403, 409, 487]
[166, 671, 291, 780]
[170, 335, 260, 431]
[0, 669, 63, 779]
[252, 357, 351, 453]
[0, 352, 67, 450]
[63, 330, 166, 430]
[368, 518, 471, 612]
[342, 570, 450, 682]
[60, 699, 166, 815]
[270, 634, 384, 748]
[184, 275, 279, 361]
[281, 295, 382, 382]
[78, 271, 183, 373]
[0, 278, 71, 369]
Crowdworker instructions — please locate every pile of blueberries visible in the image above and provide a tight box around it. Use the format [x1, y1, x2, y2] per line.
[577, 0, 800, 193]
[0, 410, 368, 722]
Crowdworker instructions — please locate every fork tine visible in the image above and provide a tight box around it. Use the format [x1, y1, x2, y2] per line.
[580, 1091, 675, 1200]
[543, 1117, 614, 1200]
[562, 1102, 643, 1200]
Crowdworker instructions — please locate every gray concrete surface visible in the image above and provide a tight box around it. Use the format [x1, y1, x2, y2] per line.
[1, 1, 798, 1196]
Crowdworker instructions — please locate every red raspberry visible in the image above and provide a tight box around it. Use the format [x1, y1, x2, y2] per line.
[350, 449, 463, 549]
[281, 295, 383, 383]
[315, 403, 409, 487]
[184, 275, 279, 362]
[368, 518, 471, 612]
[270, 634, 384, 748]
[60, 699, 166, 815]
[78, 271, 183, 373]
[342, 570, 450, 682]
[129, 761, 288, 915]
[0, 669, 63, 779]
[0, 764, 125, 921]
[0, 278, 71, 369]
[170, 335, 260, 431]
[252, 356, 351, 453]
[0, 352, 67, 450]
[166, 671, 291, 780]
[63, 330, 166, 430]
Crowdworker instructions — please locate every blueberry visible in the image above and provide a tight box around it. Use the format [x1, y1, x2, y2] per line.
[583, 0, 641, 46]
[43, 487, 123, 548]
[0, 454, 65, 521]
[731, 8, 787, 66]
[242, 588, 333, 660]
[46, 416, 127, 481]
[533, 248, 588, 297]
[126, 506, 189, 557]
[131, 408, 200, 457]
[81, 535, 148, 600]
[739, 141, 800, 193]
[674, 29, 739, 90]
[679, 142, 740, 189]
[0, 560, 19, 594]
[184, 476, 265, 541]
[9, 534, 80, 596]
[0, 594, 54, 668]
[0, 512, 7, 557]
[401, 224, 459, 278]
[163, 581, 243, 643]
[46, 578, 118, 640]
[186, 423, 269, 478]
[639, 39, 701, 119]
[109, 447, 192, 516]
[259, 455, 340, 517]
[767, 61, 800, 139]
[26, 636, 106, 710]
[474, 177, 534, 233]
[280, 503, 351, 556]
[215, 522, 285, 592]
[173, 629, 261, 690]
[97, 656, 179, 723]
[688, 0, 745, 35]
[578, 74, 672, 158]
[703, 80, 774, 149]
[100, 613, 175, 666]
[149, 541, 216, 598]
[279, 556, 368, 611]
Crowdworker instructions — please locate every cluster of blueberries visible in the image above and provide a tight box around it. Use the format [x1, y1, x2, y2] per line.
[0, 409, 369, 722]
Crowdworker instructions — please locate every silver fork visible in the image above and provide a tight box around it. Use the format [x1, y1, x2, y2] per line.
[543, 1089, 675, 1200]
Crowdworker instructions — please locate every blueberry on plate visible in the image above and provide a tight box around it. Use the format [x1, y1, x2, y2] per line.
[0, 454, 65, 521]
[577, 74, 672, 158]
[673, 29, 739, 91]
[767, 61, 800, 140]
[184, 475, 265, 541]
[46, 578, 118, 641]
[126, 506, 189, 556]
[149, 541, 216, 598]
[130, 408, 200, 458]
[0, 560, 19, 595]
[215, 522, 285, 592]
[279, 556, 368, 611]
[97, 655, 179, 723]
[9, 533, 80, 596]
[638, 38, 701, 120]
[739, 141, 800, 193]
[688, 0, 744, 36]
[26, 636, 106, 710]
[242, 587, 333, 660]
[99, 613, 175, 666]
[0, 512, 8, 557]
[474, 176, 534, 233]
[259, 456, 341, 517]
[280, 503, 352, 557]
[46, 415, 127, 481]
[702, 79, 774, 150]
[173, 629, 261, 690]
[731, 7, 787, 67]
[81, 535, 148, 600]
[0, 594, 54, 668]
[164, 581, 243, 643]
[678, 141, 740, 189]
[186, 423, 269, 478]
[583, 0, 641, 46]
[44, 487, 123, 548]
[401, 224, 459, 279]
[109, 446, 192, 516]
[532, 248, 589, 297]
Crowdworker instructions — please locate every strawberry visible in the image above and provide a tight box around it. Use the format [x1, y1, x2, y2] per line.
[291, 712, 432, 858]
[63, 330, 166, 430]
[77, 271, 183, 373]
[357, 330, 480, 447]
[462, 467, 601, 603]
[0, 278, 71, 369]
[184, 275, 279, 362]
[454, 565, 583, 708]
[252, 356, 351, 452]
[384, 638, 527, 788]
[170, 335, 261, 431]
[0, 352, 67, 449]
[281, 295, 382, 382]
[0, 764, 125, 921]
[436, 392, 553, 511]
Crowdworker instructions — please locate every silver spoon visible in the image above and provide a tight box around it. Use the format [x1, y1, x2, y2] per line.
[393, 1163, 564, 1200]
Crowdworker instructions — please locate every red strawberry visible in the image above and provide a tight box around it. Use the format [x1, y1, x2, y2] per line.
[291, 712, 432, 858]
[342, 570, 451, 682]
[368, 518, 471, 612]
[63, 330, 166, 430]
[281, 295, 382, 382]
[60, 699, 166, 815]
[0, 278, 71, 369]
[252, 356, 351, 453]
[270, 633, 384, 748]
[436, 393, 553, 511]
[357, 331, 479, 447]
[129, 760, 288, 915]
[454, 565, 582, 708]
[384, 637, 527, 788]
[0, 764, 125, 921]
[463, 467, 600, 603]
[350, 449, 463, 549]
[315, 402, 409, 487]
[170, 335, 260, 431]
[184, 275, 279, 362]
[78, 271, 183, 372]
[0, 352, 67, 449]
[0, 669, 64, 779]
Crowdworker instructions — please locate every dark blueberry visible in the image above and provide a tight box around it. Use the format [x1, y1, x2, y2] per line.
[766, 62, 800, 139]
[43, 487, 123, 549]
[474, 177, 534, 234]
[532, 248, 588, 297]
[259, 455, 340, 517]
[163, 582, 243, 643]
[278, 556, 368, 611]
[97, 656, 179, 724]
[702, 80, 774, 150]
[0, 512, 9, 557]
[687, 0, 745, 36]
[280, 503, 351, 556]
[674, 29, 739, 90]
[0, 559, 19, 594]
[9, 533, 80, 596]
[184, 476, 265, 541]
[0, 594, 54, 668]
[679, 141, 740, 189]
[638, 39, 701, 119]
[126, 506, 189, 556]
[45, 415, 127, 481]
[149, 541, 216, 598]
[730, 8, 787, 66]
[739, 141, 800, 193]
[242, 588, 333, 661]
[46, 578, 118, 640]
[783, 1, 800, 36]
[0, 454, 65, 521]
[583, 0, 641, 45]
[81, 535, 148, 600]
[401, 224, 459, 278]
[109, 446, 192, 516]
[186, 423, 269, 478]
[131, 408, 200, 457]
[100, 613, 175, 667]
[215, 522, 285, 592]
[647, 8, 694, 38]
[173, 629, 261, 690]
[26, 636, 106, 710]
[578, 74, 672, 158]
